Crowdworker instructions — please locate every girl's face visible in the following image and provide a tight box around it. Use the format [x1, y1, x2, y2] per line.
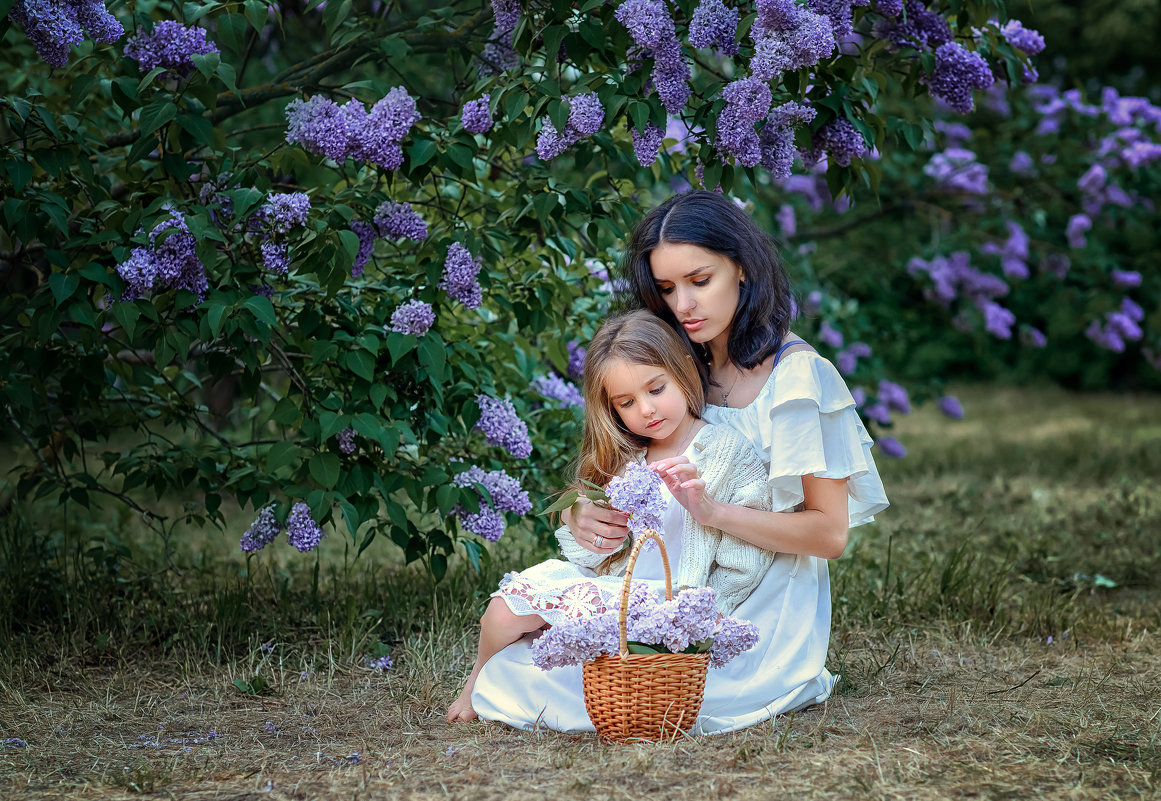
[603, 359, 691, 446]
[649, 242, 744, 349]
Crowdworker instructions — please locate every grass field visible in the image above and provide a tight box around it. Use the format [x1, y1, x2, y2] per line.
[1, 384, 1159, 800]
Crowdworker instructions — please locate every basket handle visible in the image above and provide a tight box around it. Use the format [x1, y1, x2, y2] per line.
[616, 528, 672, 659]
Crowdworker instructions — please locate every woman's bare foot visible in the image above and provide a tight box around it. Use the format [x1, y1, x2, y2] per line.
[446, 685, 478, 722]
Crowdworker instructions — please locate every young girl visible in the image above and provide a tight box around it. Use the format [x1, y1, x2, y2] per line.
[447, 310, 778, 724]
[464, 191, 889, 733]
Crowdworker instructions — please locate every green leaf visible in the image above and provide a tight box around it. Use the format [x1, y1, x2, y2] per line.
[271, 397, 299, 425]
[436, 484, 458, 516]
[418, 337, 445, 381]
[338, 228, 359, 263]
[244, 0, 267, 32]
[429, 552, 447, 582]
[626, 642, 667, 655]
[190, 51, 221, 81]
[48, 272, 79, 305]
[387, 332, 416, 365]
[266, 440, 301, 472]
[539, 489, 579, 516]
[409, 138, 437, 168]
[345, 349, 375, 382]
[138, 100, 177, 138]
[309, 452, 341, 488]
[243, 295, 277, 326]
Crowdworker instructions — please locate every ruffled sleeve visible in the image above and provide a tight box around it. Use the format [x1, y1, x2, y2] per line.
[703, 351, 889, 528]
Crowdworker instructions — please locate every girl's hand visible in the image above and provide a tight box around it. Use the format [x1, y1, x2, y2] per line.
[650, 457, 718, 526]
[563, 496, 630, 555]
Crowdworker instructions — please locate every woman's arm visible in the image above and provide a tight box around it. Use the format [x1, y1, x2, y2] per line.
[655, 457, 850, 560]
[560, 498, 630, 556]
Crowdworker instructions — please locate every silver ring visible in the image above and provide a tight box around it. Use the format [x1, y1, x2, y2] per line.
[595, 535, 604, 548]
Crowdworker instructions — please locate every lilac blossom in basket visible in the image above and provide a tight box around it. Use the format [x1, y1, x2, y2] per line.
[604, 463, 666, 536]
[530, 585, 758, 669]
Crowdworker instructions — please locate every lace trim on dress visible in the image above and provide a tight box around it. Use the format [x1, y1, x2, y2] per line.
[496, 572, 616, 622]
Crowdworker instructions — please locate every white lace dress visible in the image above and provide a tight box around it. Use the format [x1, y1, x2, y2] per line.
[472, 350, 889, 734]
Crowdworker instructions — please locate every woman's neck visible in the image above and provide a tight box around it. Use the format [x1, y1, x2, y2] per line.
[707, 331, 731, 370]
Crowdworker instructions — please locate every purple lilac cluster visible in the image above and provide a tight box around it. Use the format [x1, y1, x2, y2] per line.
[749, 0, 836, 81]
[938, 395, 964, 419]
[979, 221, 1030, 279]
[531, 374, 585, 409]
[475, 395, 533, 458]
[9, 0, 123, 68]
[809, 0, 871, 39]
[614, 0, 690, 113]
[877, 437, 906, 458]
[632, 122, 665, 167]
[688, 0, 738, 55]
[461, 94, 493, 134]
[759, 101, 817, 179]
[927, 42, 994, 114]
[1066, 214, 1091, 249]
[389, 299, 435, 336]
[531, 585, 758, 669]
[605, 463, 666, 536]
[717, 77, 772, 167]
[491, 0, 520, 33]
[803, 118, 867, 168]
[440, 243, 484, 309]
[874, 0, 902, 17]
[240, 506, 281, 553]
[252, 192, 311, 275]
[124, 20, 217, 78]
[336, 427, 357, 456]
[452, 465, 532, 542]
[1001, 19, 1045, 57]
[835, 341, 871, 375]
[374, 202, 428, 242]
[286, 503, 324, 552]
[871, 0, 951, 51]
[350, 220, 375, 277]
[923, 148, 989, 194]
[907, 251, 1012, 336]
[1086, 298, 1145, 353]
[116, 209, 209, 304]
[818, 321, 843, 349]
[536, 92, 605, 161]
[367, 655, 394, 671]
[567, 340, 586, 379]
[284, 88, 419, 169]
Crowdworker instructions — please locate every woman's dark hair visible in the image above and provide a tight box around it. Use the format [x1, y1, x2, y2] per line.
[620, 190, 794, 376]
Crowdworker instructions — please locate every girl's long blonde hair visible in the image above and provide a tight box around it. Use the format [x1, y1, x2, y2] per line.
[576, 310, 705, 491]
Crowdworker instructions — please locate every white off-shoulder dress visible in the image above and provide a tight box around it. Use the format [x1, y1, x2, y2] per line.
[471, 350, 889, 734]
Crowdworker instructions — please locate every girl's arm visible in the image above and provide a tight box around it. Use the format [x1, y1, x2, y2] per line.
[654, 458, 850, 560]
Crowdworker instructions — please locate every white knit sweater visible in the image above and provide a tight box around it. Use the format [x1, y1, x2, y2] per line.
[554, 424, 776, 614]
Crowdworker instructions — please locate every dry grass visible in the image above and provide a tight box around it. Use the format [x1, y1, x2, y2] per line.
[1, 384, 1159, 799]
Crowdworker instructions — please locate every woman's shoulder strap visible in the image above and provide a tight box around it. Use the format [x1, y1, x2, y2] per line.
[771, 337, 816, 367]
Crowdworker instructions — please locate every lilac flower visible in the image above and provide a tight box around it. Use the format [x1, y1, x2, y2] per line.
[263, 721, 277, 733]
[336, 428, 357, 456]
[1009, 150, 1036, 176]
[286, 503, 324, 552]
[937, 395, 964, 419]
[605, 463, 666, 536]
[872, 0, 950, 51]
[454, 465, 532, 517]
[874, 0, 902, 17]
[1121, 297, 1145, 323]
[717, 77, 772, 166]
[285, 96, 351, 161]
[531, 614, 620, 669]
[775, 204, 797, 238]
[615, 0, 674, 50]
[708, 617, 760, 668]
[818, 321, 843, 348]
[478, 27, 519, 76]
[981, 301, 1016, 339]
[348, 88, 420, 169]
[350, 220, 375, 277]
[491, 0, 520, 33]
[651, 38, 692, 113]
[863, 402, 891, 426]
[878, 379, 911, 413]
[1001, 19, 1045, 55]
[689, 0, 739, 55]
[804, 118, 867, 167]
[567, 340, 586, 379]
[934, 119, 972, 144]
[475, 395, 532, 458]
[389, 299, 435, 336]
[1020, 326, 1047, 348]
[257, 193, 311, 235]
[531, 375, 585, 409]
[1077, 163, 1107, 195]
[632, 122, 665, 167]
[124, 20, 216, 77]
[440, 243, 484, 309]
[759, 101, 817, 179]
[374, 202, 428, 241]
[877, 436, 906, 458]
[116, 209, 209, 304]
[809, 0, 870, 39]
[615, 0, 690, 113]
[260, 240, 289, 275]
[835, 341, 871, 375]
[924, 148, 989, 194]
[1066, 214, 1092, 249]
[534, 93, 605, 161]
[1111, 270, 1142, 289]
[367, 655, 394, 671]
[456, 505, 505, 542]
[749, 5, 836, 81]
[10, 0, 121, 68]
[927, 42, 994, 114]
[461, 94, 493, 134]
[240, 506, 281, 553]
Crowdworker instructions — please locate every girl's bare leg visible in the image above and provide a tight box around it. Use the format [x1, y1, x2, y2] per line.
[447, 597, 546, 722]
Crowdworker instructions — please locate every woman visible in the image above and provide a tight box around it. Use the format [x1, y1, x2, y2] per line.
[471, 191, 889, 733]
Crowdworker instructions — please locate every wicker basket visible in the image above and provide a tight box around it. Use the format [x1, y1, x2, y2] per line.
[581, 529, 710, 743]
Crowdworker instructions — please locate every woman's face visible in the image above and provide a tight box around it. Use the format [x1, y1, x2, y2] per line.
[649, 242, 744, 349]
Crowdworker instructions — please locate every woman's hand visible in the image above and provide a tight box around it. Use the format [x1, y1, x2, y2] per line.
[562, 496, 630, 555]
[650, 456, 719, 526]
